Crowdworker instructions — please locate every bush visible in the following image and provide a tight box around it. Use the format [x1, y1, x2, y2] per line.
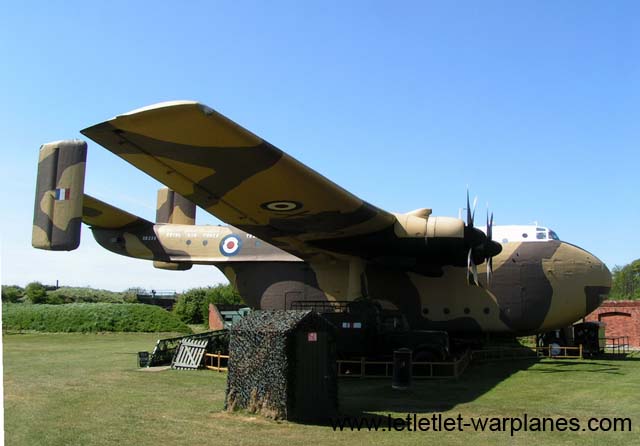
[2, 303, 192, 333]
[2, 285, 23, 303]
[122, 287, 145, 303]
[45, 294, 66, 305]
[173, 285, 244, 324]
[47, 286, 129, 304]
[25, 282, 47, 304]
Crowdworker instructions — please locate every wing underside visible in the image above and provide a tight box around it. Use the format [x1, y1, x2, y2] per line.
[81, 101, 395, 259]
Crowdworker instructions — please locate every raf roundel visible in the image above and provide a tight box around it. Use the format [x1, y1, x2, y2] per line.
[219, 234, 242, 256]
[260, 200, 303, 212]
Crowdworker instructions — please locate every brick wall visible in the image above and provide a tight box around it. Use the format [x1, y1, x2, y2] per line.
[209, 303, 225, 331]
[584, 300, 640, 347]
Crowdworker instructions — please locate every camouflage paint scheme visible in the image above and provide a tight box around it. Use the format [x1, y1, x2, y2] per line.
[33, 102, 612, 335]
[32, 140, 87, 251]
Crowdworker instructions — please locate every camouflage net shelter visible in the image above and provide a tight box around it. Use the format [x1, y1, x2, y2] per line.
[225, 310, 337, 421]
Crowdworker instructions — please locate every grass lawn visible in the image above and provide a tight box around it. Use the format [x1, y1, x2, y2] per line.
[3, 332, 639, 445]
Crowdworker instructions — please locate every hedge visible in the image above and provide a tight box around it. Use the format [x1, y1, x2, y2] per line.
[2, 303, 192, 333]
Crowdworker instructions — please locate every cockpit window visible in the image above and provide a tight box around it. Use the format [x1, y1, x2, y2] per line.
[549, 230, 560, 240]
[536, 232, 547, 240]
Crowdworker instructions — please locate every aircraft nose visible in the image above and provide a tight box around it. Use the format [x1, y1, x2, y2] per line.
[576, 246, 611, 314]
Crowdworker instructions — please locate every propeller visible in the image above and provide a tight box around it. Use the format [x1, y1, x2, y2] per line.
[465, 190, 479, 286]
[464, 190, 501, 287]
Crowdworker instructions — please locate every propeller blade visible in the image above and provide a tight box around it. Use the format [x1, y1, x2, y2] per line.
[466, 190, 472, 227]
[486, 257, 493, 286]
[467, 248, 472, 284]
[487, 211, 494, 240]
[472, 262, 479, 286]
[467, 248, 479, 286]
[472, 196, 478, 224]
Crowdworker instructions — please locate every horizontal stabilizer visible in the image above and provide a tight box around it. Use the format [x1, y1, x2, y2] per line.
[82, 194, 153, 230]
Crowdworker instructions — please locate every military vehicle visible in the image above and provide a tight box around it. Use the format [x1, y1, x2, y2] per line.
[33, 101, 612, 340]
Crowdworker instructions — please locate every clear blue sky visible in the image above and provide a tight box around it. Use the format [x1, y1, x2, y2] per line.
[1, 1, 638, 291]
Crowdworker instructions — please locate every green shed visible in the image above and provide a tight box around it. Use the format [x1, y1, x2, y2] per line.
[225, 310, 337, 421]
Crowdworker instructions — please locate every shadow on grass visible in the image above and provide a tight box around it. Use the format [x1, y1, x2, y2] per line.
[526, 359, 624, 374]
[291, 359, 536, 426]
[310, 353, 638, 426]
[337, 360, 537, 416]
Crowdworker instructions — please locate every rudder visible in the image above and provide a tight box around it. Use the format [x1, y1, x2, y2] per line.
[156, 187, 196, 225]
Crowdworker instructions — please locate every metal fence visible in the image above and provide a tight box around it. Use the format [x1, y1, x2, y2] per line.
[602, 336, 630, 355]
[204, 338, 632, 378]
[472, 345, 584, 362]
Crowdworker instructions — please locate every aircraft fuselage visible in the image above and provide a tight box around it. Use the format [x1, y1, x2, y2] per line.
[91, 222, 611, 336]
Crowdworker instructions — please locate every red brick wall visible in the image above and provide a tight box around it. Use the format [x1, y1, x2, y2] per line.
[208, 303, 225, 331]
[584, 300, 640, 347]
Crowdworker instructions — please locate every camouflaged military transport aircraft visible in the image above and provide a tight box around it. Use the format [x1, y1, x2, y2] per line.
[32, 101, 611, 335]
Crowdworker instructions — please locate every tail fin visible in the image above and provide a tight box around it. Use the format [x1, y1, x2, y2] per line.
[154, 188, 195, 270]
[32, 140, 87, 250]
[156, 187, 196, 225]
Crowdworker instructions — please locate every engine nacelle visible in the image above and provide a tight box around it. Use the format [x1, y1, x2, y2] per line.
[153, 260, 192, 271]
[394, 209, 464, 240]
[426, 216, 465, 239]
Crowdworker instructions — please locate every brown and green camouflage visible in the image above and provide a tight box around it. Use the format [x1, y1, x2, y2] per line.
[32, 140, 87, 251]
[32, 101, 612, 335]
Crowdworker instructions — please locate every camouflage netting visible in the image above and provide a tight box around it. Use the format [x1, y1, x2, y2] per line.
[224, 310, 336, 420]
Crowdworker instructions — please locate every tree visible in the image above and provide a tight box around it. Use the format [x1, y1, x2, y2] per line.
[122, 287, 145, 303]
[201, 284, 244, 322]
[24, 282, 48, 304]
[173, 284, 244, 324]
[609, 259, 640, 300]
[173, 288, 209, 324]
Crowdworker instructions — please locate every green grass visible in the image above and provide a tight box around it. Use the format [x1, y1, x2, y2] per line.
[3, 333, 639, 446]
[2, 303, 191, 333]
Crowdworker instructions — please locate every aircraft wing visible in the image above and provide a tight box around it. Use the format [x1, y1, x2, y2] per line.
[81, 101, 396, 260]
